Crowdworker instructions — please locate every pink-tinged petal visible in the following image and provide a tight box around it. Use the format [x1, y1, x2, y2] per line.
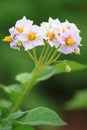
[58, 45, 74, 54]
[15, 16, 33, 28]
[9, 27, 18, 36]
[23, 40, 44, 50]
[10, 42, 19, 50]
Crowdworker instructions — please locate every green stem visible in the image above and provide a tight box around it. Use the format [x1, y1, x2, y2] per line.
[12, 46, 61, 113]
[27, 50, 34, 62]
[44, 47, 54, 63]
[40, 44, 50, 65]
[53, 52, 61, 62]
[45, 49, 58, 65]
[38, 45, 46, 65]
[45, 52, 61, 66]
[12, 67, 39, 113]
[32, 48, 37, 65]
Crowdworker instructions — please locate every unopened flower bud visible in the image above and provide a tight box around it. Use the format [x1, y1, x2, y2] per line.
[17, 42, 22, 47]
[3, 36, 12, 42]
[74, 47, 80, 54]
[65, 64, 71, 73]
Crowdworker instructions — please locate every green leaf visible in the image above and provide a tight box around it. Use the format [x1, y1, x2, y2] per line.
[37, 61, 87, 82]
[7, 84, 24, 104]
[36, 61, 87, 82]
[0, 99, 12, 108]
[0, 126, 12, 130]
[0, 116, 12, 130]
[15, 66, 56, 84]
[37, 66, 56, 81]
[65, 60, 87, 71]
[0, 84, 23, 95]
[65, 89, 87, 110]
[17, 107, 66, 126]
[0, 84, 24, 104]
[11, 111, 25, 119]
[0, 111, 25, 130]
[53, 60, 87, 74]
[0, 100, 12, 118]
[16, 72, 33, 84]
[14, 125, 35, 130]
[15, 61, 87, 84]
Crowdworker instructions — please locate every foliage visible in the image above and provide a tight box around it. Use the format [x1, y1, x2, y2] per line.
[65, 89, 87, 110]
[0, 59, 86, 129]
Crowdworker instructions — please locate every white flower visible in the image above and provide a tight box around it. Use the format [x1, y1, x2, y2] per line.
[9, 16, 33, 36]
[15, 16, 33, 33]
[20, 25, 44, 50]
[58, 29, 81, 54]
[8, 27, 22, 50]
[41, 17, 61, 48]
[3, 17, 82, 54]
[7, 16, 33, 50]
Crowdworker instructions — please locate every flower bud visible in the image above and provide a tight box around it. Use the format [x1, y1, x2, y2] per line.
[64, 64, 71, 73]
[74, 47, 80, 54]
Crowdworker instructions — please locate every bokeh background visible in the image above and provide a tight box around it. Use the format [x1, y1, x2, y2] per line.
[0, 0, 87, 130]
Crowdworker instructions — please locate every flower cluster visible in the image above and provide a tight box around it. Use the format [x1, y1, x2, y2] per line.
[3, 16, 81, 54]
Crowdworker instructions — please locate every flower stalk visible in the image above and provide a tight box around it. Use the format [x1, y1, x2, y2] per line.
[12, 67, 39, 112]
[12, 47, 61, 112]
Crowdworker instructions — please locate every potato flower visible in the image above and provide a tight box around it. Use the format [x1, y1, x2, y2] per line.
[20, 25, 44, 50]
[58, 20, 81, 54]
[41, 17, 62, 48]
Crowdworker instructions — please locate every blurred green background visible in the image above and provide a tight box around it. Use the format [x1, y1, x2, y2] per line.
[0, 1, 87, 129]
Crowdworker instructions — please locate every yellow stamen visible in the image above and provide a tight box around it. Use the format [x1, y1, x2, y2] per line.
[62, 26, 70, 33]
[16, 27, 24, 33]
[46, 32, 55, 41]
[66, 26, 70, 29]
[62, 28, 65, 33]
[3, 36, 12, 42]
[28, 32, 36, 41]
[66, 37, 75, 46]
